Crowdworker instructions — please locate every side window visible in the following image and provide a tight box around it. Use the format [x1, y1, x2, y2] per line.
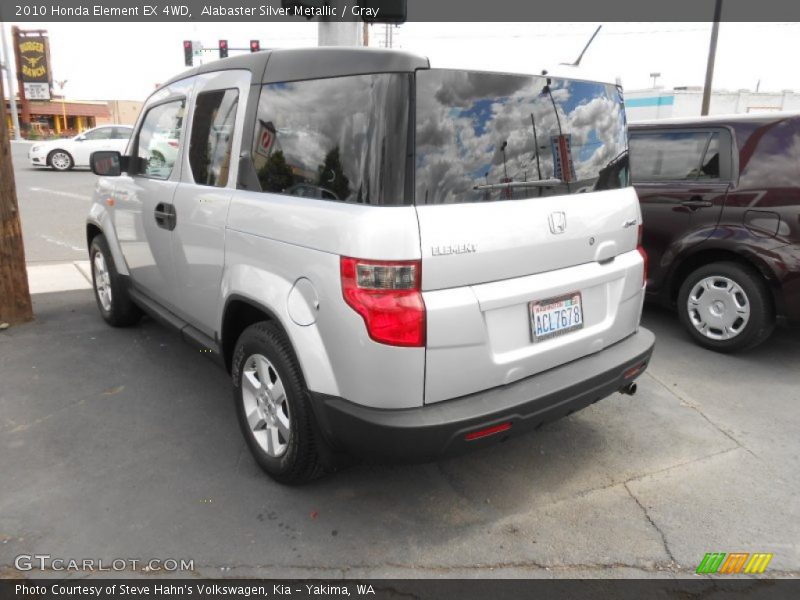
[251, 73, 410, 205]
[83, 128, 113, 141]
[112, 127, 132, 140]
[188, 89, 239, 187]
[630, 131, 720, 182]
[135, 100, 185, 179]
[698, 134, 720, 179]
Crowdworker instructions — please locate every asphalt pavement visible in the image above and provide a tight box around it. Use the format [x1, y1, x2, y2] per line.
[1, 295, 799, 578]
[1, 144, 799, 578]
[10, 140, 96, 264]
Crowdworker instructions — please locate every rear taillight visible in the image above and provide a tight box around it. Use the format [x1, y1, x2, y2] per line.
[168, 140, 179, 148]
[637, 224, 648, 287]
[340, 257, 426, 347]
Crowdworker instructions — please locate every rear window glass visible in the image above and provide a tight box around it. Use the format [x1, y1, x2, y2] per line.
[415, 69, 629, 204]
[252, 73, 410, 205]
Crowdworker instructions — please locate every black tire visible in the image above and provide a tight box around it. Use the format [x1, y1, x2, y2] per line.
[48, 149, 74, 171]
[89, 234, 142, 327]
[677, 261, 774, 353]
[232, 322, 323, 484]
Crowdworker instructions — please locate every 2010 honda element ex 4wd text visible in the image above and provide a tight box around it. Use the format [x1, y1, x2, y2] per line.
[86, 48, 655, 483]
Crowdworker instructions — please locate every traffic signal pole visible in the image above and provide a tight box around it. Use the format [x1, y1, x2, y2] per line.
[318, 21, 361, 46]
[0, 24, 21, 140]
[318, 0, 361, 46]
[0, 66, 33, 326]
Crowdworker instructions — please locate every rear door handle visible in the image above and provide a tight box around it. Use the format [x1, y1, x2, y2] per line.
[681, 196, 713, 209]
[154, 203, 177, 231]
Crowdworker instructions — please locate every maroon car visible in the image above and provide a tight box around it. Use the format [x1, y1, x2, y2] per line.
[629, 113, 800, 352]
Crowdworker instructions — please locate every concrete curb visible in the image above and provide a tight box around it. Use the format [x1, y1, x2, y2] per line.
[27, 261, 92, 294]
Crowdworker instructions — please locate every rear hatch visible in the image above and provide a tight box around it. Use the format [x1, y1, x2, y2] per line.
[415, 69, 645, 403]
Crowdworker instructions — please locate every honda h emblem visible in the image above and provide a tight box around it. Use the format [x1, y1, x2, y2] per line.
[548, 211, 567, 234]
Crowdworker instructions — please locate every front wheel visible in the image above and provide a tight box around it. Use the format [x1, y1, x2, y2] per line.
[90, 234, 141, 327]
[232, 322, 323, 484]
[48, 150, 73, 171]
[677, 261, 774, 352]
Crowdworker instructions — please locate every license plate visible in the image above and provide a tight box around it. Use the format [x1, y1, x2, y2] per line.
[529, 292, 584, 342]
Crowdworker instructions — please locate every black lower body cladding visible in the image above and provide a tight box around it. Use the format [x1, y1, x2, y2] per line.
[311, 328, 656, 463]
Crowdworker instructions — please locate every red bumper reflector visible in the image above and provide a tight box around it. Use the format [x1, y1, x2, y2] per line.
[465, 422, 512, 441]
[623, 362, 646, 380]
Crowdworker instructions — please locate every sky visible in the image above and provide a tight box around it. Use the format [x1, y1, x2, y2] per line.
[1, 21, 799, 101]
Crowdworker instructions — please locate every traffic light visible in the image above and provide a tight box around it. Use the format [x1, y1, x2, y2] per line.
[250, 40, 260, 53]
[183, 40, 193, 67]
[219, 39, 228, 59]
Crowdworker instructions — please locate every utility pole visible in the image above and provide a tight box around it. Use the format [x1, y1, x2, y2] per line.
[701, 0, 723, 116]
[0, 68, 34, 326]
[0, 23, 21, 140]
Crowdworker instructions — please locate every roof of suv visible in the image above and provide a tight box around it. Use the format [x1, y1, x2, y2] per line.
[629, 112, 800, 129]
[160, 47, 431, 90]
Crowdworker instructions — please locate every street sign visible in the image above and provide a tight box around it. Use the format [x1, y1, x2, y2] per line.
[23, 82, 50, 100]
[256, 123, 276, 157]
[192, 40, 203, 56]
[17, 34, 51, 84]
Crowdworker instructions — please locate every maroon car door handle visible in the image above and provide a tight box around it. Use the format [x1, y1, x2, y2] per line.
[681, 196, 713, 209]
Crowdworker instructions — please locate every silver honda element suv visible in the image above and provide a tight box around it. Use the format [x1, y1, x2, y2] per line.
[87, 48, 655, 483]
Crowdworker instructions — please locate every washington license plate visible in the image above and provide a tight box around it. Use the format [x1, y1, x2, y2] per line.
[530, 292, 584, 342]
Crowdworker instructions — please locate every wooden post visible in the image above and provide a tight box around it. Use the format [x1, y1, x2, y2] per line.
[0, 67, 34, 325]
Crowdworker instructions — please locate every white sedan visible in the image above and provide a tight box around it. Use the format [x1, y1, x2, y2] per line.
[28, 125, 133, 171]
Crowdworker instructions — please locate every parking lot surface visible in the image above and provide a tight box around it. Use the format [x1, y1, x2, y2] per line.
[1, 143, 798, 578]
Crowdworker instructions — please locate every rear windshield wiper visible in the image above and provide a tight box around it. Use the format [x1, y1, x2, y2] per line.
[473, 178, 562, 190]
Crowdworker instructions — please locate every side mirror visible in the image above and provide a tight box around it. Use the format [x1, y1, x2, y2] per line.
[75, 135, 86, 142]
[91, 151, 126, 177]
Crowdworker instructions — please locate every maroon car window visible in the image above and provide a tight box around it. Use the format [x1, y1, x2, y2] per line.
[630, 131, 719, 182]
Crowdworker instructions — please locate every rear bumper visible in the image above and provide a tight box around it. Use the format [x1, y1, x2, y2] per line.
[771, 243, 800, 324]
[311, 328, 655, 463]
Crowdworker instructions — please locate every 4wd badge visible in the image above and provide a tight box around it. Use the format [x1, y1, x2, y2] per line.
[549, 211, 567, 234]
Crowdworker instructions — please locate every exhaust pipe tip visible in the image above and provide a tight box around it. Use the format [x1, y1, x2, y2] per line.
[620, 382, 637, 396]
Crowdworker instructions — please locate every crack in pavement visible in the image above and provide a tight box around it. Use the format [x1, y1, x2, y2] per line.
[0, 381, 129, 435]
[645, 371, 757, 458]
[540, 445, 743, 511]
[623, 481, 677, 568]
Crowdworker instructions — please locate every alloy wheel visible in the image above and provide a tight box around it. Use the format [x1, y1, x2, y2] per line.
[93, 251, 113, 312]
[51, 152, 71, 170]
[241, 353, 291, 457]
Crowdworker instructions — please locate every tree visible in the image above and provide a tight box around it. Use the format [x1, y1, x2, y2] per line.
[257, 150, 294, 193]
[316, 146, 351, 201]
[0, 70, 33, 325]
